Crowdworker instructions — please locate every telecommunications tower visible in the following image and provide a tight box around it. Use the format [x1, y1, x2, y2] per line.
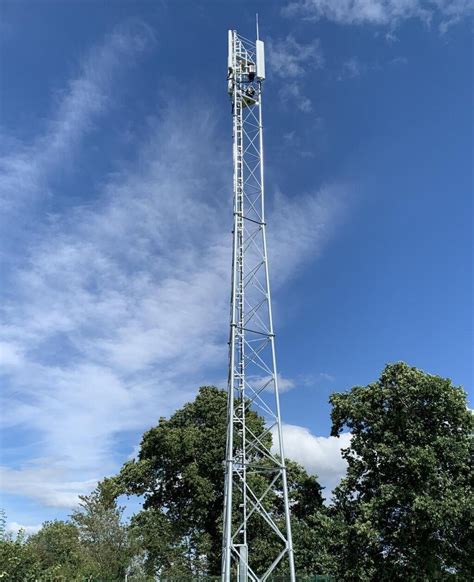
[222, 23, 296, 582]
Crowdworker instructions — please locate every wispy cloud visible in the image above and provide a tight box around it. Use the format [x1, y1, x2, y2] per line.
[0, 463, 97, 509]
[269, 185, 349, 285]
[0, 28, 351, 514]
[0, 21, 154, 218]
[283, 0, 473, 31]
[267, 35, 324, 112]
[337, 55, 407, 81]
[268, 35, 324, 78]
[245, 373, 297, 394]
[339, 56, 365, 79]
[280, 84, 314, 113]
[337, 56, 382, 81]
[0, 128, 348, 509]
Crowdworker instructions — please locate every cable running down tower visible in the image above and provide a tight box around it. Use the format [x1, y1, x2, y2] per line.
[222, 26, 296, 582]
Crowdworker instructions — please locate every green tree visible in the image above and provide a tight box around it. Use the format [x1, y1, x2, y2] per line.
[112, 386, 328, 577]
[71, 484, 131, 581]
[0, 519, 39, 581]
[286, 463, 334, 576]
[0, 509, 6, 540]
[27, 520, 86, 580]
[329, 362, 473, 581]
[114, 386, 237, 576]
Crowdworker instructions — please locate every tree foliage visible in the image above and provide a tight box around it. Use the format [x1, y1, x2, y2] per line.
[113, 386, 235, 575]
[329, 362, 473, 580]
[0, 528, 39, 581]
[27, 520, 85, 580]
[0, 501, 138, 582]
[112, 386, 328, 577]
[70, 485, 131, 581]
[1, 364, 471, 580]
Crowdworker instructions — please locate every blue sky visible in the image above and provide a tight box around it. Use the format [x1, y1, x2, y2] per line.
[0, 0, 472, 532]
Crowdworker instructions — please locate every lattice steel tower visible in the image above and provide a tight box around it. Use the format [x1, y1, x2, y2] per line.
[222, 25, 296, 582]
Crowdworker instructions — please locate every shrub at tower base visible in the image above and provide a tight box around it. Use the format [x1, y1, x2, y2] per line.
[328, 362, 473, 581]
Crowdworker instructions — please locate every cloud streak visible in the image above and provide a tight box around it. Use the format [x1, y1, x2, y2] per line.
[0, 463, 97, 509]
[0, 22, 154, 218]
[0, 28, 351, 513]
[283, 0, 473, 31]
[267, 35, 324, 112]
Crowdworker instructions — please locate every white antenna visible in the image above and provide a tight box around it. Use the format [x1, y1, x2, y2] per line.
[256, 13, 260, 40]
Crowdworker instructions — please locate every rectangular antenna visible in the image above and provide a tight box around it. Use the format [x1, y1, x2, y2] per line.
[228, 30, 233, 70]
[256, 39, 265, 80]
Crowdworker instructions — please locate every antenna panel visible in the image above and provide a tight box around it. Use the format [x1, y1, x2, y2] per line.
[228, 30, 233, 70]
[256, 39, 265, 80]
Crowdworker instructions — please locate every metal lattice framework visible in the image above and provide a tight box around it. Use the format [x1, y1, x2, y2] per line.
[222, 29, 296, 582]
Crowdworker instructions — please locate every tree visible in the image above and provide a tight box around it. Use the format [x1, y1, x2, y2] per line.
[27, 520, 86, 580]
[0, 512, 39, 582]
[114, 386, 237, 576]
[112, 386, 328, 577]
[329, 362, 473, 581]
[286, 463, 335, 576]
[0, 503, 141, 582]
[71, 484, 131, 581]
[0, 510, 5, 540]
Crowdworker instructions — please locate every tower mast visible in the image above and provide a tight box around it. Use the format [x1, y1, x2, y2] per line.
[222, 27, 296, 582]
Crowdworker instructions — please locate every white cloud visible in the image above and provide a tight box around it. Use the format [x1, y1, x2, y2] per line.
[269, 184, 349, 285]
[247, 373, 296, 394]
[273, 424, 351, 498]
[0, 30, 351, 512]
[317, 372, 336, 383]
[1, 176, 347, 508]
[0, 341, 24, 369]
[337, 55, 408, 81]
[0, 133, 348, 508]
[283, 0, 473, 30]
[268, 35, 323, 112]
[280, 84, 314, 113]
[0, 463, 96, 509]
[340, 56, 364, 79]
[268, 35, 324, 78]
[0, 21, 154, 217]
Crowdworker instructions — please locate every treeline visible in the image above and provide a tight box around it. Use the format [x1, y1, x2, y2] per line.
[0, 490, 131, 581]
[1, 363, 472, 580]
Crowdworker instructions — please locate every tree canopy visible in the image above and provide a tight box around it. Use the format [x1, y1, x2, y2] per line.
[112, 386, 327, 577]
[1, 363, 471, 580]
[70, 487, 131, 580]
[329, 362, 473, 580]
[27, 520, 84, 579]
